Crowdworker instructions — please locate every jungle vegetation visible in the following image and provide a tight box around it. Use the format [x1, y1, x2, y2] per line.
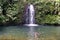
[0, 0, 60, 26]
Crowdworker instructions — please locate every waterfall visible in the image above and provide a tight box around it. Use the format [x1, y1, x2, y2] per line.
[23, 4, 39, 40]
[29, 4, 35, 24]
[24, 4, 38, 26]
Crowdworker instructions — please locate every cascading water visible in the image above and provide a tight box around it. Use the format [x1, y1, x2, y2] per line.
[29, 4, 35, 24]
[24, 4, 38, 26]
[23, 4, 39, 40]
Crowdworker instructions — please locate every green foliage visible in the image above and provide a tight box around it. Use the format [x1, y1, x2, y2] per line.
[36, 15, 58, 24]
[35, 0, 60, 24]
[0, 0, 60, 25]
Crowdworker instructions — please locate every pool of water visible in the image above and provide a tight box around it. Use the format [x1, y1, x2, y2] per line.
[0, 26, 60, 40]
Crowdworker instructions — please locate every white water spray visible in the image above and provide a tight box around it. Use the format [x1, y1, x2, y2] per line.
[24, 4, 38, 26]
[29, 4, 35, 24]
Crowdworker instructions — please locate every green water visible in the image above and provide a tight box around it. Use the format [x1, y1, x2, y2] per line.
[0, 26, 60, 40]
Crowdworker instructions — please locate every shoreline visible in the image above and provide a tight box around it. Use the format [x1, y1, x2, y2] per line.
[0, 23, 60, 26]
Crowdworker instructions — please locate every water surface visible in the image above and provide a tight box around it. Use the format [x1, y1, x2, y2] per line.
[0, 26, 60, 40]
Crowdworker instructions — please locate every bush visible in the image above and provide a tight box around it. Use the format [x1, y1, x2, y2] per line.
[0, 0, 60, 25]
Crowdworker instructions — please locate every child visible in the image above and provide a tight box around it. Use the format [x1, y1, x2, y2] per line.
[34, 32, 40, 40]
